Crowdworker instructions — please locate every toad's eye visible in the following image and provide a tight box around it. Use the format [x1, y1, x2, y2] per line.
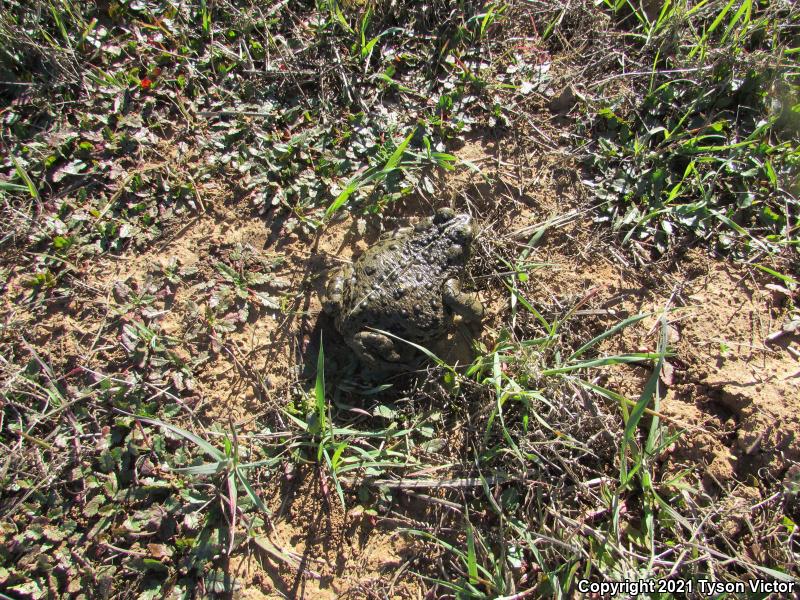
[434, 207, 456, 224]
[446, 243, 463, 259]
[448, 224, 472, 243]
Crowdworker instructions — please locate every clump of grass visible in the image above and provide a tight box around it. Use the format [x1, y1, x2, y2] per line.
[382, 268, 798, 595]
[0, 334, 271, 596]
[569, 0, 800, 259]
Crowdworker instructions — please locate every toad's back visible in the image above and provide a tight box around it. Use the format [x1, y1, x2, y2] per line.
[323, 208, 483, 372]
[335, 225, 456, 340]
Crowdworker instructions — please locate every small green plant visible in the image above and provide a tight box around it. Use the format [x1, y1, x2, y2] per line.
[406, 519, 515, 598]
[584, 0, 799, 256]
[351, 7, 401, 65]
[214, 261, 281, 310]
[326, 127, 459, 218]
[326, 128, 417, 218]
[136, 416, 273, 527]
[466, 2, 509, 41]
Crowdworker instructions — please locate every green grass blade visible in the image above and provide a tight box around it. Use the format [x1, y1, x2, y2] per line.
[322, 446, 347, 511]
[618, 317, 667, 487]
[384, 128, 415, 172]
[542, 353, 664, 376]
[644, 318, 668, 456]
[331, 441, 348, 470]
[721, 0, 751, 44]
[568, 312, 653, 360]
[710, 209, 768, 251]
[754, 264, 798, 286]
[167, 462, 228, 475]
[502, 280, 554, 335]
[369, 327, 453, 372]
[0, 181, 29, 192]
[402, 529, 467, 560]
[236, 468, 269, 513]
[325, 165, 383, 218]
[315, 333, 326, 434]
[466, 521, 479, 584]
[137, 416, 225, 461]
[688, 0, 736, 59]
[11, 157, 40, 201]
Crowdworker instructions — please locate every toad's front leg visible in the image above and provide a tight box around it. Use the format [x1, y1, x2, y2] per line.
[323, 264, 353, 314]
[443, 278, 484, 324]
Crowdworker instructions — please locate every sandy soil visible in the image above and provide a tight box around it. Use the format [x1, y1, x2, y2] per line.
[5, 106, 797, 598]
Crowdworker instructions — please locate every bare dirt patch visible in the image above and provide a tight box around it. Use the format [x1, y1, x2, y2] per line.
[230, 467, 421, 599]
[663, 254, 799, 483]
[527, 229, 800, 490]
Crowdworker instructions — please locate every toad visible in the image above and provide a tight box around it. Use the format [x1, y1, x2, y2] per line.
[323, 208, 484, 371]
